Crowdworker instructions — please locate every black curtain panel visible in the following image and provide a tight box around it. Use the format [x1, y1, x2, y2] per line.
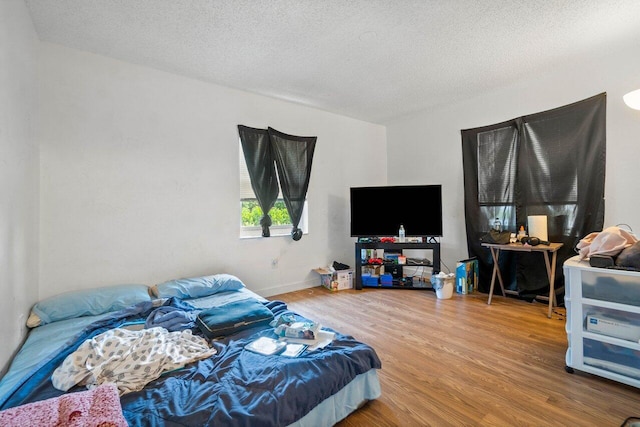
[461, 93, 606, 299]
[238, 125, 279, 237]
[268, 127, 317, 241]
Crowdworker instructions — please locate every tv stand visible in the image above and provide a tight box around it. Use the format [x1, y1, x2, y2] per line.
[355, 241, 441, 290]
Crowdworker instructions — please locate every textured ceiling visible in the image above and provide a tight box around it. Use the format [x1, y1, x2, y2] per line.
[25, 0, 640, 124]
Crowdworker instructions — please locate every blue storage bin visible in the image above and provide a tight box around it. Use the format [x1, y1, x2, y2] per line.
[362, 274, 379, 285]
[380, 273, 393, 284]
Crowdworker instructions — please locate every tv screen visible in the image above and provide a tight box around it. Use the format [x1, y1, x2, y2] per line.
[350, 185, 442, 238]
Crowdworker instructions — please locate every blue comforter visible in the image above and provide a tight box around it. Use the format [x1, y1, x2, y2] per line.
[0, 299, 381, 426]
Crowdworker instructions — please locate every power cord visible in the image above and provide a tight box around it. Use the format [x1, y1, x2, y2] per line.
[440, 259, 452, 274]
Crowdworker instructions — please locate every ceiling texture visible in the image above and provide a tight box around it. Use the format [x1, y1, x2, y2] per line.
[25, 0, 640, 124]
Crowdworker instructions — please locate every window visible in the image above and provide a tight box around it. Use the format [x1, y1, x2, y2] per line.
[477, 125, 518, 232]
[239, 142, 308, 238]
[461, 93, 606, 295]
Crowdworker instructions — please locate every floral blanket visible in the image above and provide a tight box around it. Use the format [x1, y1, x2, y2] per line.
[52, 327, 216, 395]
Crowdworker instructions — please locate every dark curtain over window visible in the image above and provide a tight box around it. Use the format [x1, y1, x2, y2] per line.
[461, 93, 606, 299]
[238, 125, 317, 241]
[269, 127, 317, 241]
[238, 125, 279, 237]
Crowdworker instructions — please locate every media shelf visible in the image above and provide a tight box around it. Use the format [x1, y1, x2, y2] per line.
[354, 242, 441, 290]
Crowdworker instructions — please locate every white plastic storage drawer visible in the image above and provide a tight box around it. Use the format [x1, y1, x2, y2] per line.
[583, 338, 640, 380]
[581, 270, 640, 306]
[563, 256, 640, 389]
[583, 305, 640, 343]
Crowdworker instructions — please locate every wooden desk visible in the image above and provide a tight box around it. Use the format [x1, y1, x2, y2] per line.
[481, 242, 564, 318]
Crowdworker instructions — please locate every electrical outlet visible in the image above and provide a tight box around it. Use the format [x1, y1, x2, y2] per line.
[271, 258, 279, 268]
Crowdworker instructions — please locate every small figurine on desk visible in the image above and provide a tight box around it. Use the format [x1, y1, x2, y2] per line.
[517, 225, 527, 242]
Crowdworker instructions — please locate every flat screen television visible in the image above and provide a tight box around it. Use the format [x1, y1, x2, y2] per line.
[350, 185, 442, 238]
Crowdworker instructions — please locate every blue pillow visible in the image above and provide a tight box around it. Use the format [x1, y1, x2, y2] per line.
[28, 284, 151, 328]
[152, 274, 245, 299]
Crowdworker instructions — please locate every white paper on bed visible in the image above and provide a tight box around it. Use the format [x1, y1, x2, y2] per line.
[280, 330, 336, 351]
[52, 327, 216, 395]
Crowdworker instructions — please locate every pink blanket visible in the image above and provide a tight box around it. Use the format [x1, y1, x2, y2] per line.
[0, 383, 127, 427]
[576, 226, 638, 260]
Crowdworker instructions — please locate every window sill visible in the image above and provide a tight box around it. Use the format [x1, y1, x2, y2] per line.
[240, 226, 308, 239]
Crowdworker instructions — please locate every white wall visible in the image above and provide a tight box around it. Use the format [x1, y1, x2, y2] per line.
[386, 39, 640, 270]
[37, 43, 386, 300]
[0, 0, 40, 374]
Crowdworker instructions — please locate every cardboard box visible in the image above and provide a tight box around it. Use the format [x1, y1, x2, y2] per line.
[456, 258, 478, 294]
[363, 265, 384, 276]
[313, 268, 354, 291]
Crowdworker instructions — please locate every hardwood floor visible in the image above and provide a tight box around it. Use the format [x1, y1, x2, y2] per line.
[271, 287, 640, 427]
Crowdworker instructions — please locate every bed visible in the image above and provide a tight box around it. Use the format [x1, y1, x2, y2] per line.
[0, 274, 381, 426]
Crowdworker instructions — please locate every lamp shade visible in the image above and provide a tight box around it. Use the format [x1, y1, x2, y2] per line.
[623, 89, 640, 110]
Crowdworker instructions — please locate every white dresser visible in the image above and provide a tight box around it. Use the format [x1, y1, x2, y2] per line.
[563, 256, 640, 388]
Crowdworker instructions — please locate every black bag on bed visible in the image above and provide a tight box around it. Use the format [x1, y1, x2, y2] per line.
[196, 299, 274, 339]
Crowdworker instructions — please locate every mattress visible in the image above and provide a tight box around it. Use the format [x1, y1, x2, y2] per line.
[0, 287, 381, 426]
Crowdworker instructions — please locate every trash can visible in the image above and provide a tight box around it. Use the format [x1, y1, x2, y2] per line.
[431, 273, 455, 299]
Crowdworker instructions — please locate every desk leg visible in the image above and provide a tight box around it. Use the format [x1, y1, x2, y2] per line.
[488, 249, 497, 305]
[543, 251, 558, 318]
[487, 248, 506, 305]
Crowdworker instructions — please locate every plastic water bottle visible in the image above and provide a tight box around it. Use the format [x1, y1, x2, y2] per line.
[493, 218, 501, 231]
[398, 224, 406, 242]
